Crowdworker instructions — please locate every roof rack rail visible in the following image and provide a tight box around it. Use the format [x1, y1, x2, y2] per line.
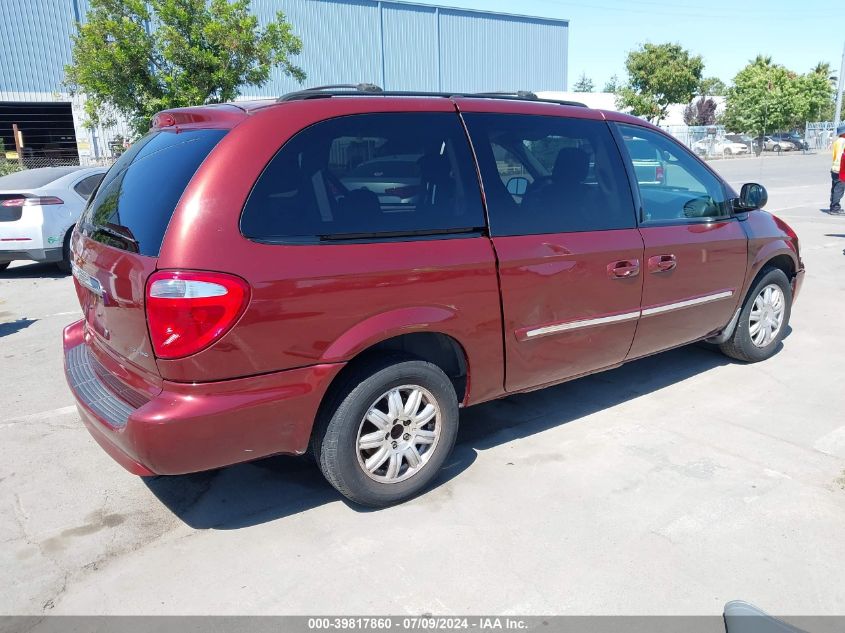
[473, 90, 539, 100]
[276, 85, 588, 108]
[278, 83, 383, 102]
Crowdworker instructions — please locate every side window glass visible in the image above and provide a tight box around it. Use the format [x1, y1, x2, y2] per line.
[491, 142, 534, 202]
[463, 113, 636, 235]
[74, 174, 104, 200]
[241, 113, 485, 242]
[617, 124, 730, 222]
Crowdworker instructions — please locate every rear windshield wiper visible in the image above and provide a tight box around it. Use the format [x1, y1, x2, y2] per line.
[93, 224, 140, 247]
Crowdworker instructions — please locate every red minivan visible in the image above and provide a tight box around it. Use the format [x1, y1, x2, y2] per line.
[63, 86, 804, 506]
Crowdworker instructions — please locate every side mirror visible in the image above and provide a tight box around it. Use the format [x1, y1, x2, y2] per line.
[506, 176, 529, 196]
[738, 183, 768, 210]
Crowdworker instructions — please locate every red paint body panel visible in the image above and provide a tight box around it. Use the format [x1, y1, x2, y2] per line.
[742, 211, 802, 297]
[627, 220, 748, 359]
[70, 231, 161, 376]
[493, 230, 644, 392]
[155, 238, 504, 403]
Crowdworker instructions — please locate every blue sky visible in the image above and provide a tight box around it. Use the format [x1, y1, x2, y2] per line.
[411, 0, 843, 89]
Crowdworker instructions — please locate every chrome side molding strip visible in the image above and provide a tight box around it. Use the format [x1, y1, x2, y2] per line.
[522, 289, 735, 340]
[524, 311, 641, 339]
[641, 290, 734, 317]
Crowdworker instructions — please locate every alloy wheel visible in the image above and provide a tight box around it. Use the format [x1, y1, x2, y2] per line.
[356, 385, 441, 483]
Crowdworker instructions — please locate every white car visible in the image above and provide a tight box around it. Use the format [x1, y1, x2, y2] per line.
[0, 166, 106, 272]
[692, 138, 749, 157]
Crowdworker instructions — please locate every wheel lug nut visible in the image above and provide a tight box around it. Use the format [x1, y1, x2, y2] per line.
[403, 420, 410, 426]
[403, 433, 410, 440]
[392, 441, 398, 448]
[385, 434, 389, 440]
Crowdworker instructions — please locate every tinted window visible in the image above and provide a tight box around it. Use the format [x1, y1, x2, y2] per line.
[241, 113, 484, 243]
[463, 113, 636, 235]
[78, 129, 226, 256]
[73, 174, 104, 200]
[617, 124, 730, 222]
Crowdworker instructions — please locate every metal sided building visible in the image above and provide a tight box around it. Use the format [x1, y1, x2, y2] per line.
[0, 0, 569, 163]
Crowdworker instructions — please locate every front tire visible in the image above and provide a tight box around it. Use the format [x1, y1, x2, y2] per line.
[315, 355, 459, 507]
[0, 262, 9, 272]
[720, 267, 792, 362]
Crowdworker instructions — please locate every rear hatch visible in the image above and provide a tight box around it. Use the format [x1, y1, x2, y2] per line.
[72, 128, 227, 390]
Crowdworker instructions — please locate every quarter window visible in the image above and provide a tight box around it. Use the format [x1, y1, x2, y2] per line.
[463, 113, 637, 235]
[73, 174, 104, 200]
[241, 113, 485, 243]
[617, 124, 730, 222]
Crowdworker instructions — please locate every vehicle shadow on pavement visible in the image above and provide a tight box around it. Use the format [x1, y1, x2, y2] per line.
[145, 343, 754, 529]
[0, 262, 68, 279]
[0, 317, 37, 337]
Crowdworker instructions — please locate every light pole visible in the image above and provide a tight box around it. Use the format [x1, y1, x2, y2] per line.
[835, 40, 845, 133]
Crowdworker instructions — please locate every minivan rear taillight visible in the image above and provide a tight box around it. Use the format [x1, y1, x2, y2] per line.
[146, 271, 250, 360]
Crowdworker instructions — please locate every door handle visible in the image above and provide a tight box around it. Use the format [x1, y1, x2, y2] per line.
[607, 259, 640, 279]
[648, 254, 677, 273]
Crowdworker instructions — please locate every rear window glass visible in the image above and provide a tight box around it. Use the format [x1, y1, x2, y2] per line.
[240, 113, 484, 243]
[78, 129, 226, 256]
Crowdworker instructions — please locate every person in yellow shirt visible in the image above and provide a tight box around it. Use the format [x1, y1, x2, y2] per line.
[831, 125, 845, 215]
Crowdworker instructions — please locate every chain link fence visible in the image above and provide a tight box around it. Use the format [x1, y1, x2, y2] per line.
[1, 152, 117, 177]
[805, 122, 836, 151]
[660, 124, 756, 159]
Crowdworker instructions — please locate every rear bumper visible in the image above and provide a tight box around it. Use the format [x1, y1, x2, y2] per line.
[0, 247, 61, 263]
[62, 319, 344, 476]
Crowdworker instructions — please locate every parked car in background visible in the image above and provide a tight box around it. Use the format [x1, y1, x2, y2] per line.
[726, 134, 754, 148]
[0, 166, 106, 272]
[626, 137, 666, 184]
[63, 87, 804, 507]
[755, 136, 795, 152]
[772, 132, 807, 151]
[692, 138, 749, 156]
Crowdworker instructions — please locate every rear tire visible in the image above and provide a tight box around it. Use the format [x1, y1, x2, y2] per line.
[314, 354, 459, 507]
[0, 262, 9, 272]
[720, 267, 792, 363]
[56, 230, 72, 273]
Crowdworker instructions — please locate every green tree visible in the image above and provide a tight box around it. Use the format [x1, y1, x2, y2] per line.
[617, 43, 704, 123]
[812, 61, 837, 88]
[723, 59, 802, 134]
[723, 58, 835, 133]
[699, 76, 727, 96]
[797, 66, 835, 123]
[65, 0, 305, 136]
[602, 74, 621, 93]
[572, 72, 594, 92]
